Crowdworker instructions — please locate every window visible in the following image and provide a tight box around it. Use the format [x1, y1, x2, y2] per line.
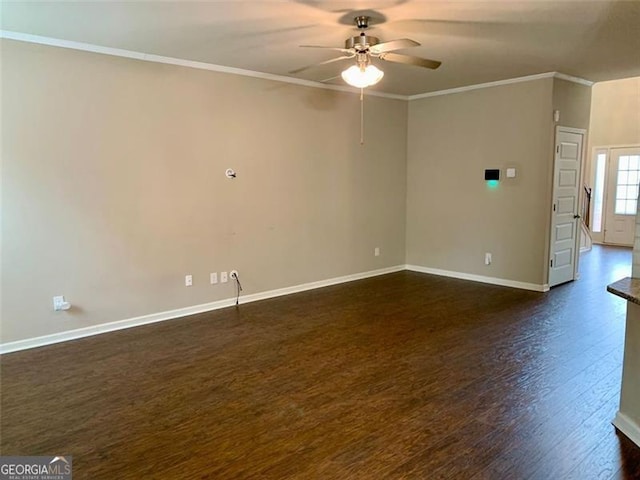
[615, 155, 640, 215]
[592, 152, 606, 232]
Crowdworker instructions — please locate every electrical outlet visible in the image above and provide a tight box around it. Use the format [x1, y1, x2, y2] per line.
[374, 247, 380, 257]
[230, 270, 238, 280]
[185, 275, 193, 286]
[485, 253, 492, 265]
[210, 273, 218, 284]
[221, 272, 228, 283]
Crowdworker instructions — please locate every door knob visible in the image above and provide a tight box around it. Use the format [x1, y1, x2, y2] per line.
[574, 214, 581, 219]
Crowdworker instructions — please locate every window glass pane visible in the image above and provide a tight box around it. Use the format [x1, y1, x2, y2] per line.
[617, 185, 628, 199]
[616, 199, 627, 214]
[618, 170, 629, 185]
[592, 153, 606, 232]
[630, 155, 640, 170]
[628, 170, 639, 186]
[627, 200, 637, 215]
[625, 186, 635, 199]
[620, 156, 629, 170]
[628, 186, 636, 199]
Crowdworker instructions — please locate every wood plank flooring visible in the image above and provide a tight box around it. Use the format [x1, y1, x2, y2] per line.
[2, 245, 640, 479]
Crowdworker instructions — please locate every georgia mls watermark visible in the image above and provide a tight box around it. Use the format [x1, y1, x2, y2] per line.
[0, 456, 72, 480]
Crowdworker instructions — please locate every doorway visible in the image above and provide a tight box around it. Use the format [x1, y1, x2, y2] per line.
[591, 146, 640, 246]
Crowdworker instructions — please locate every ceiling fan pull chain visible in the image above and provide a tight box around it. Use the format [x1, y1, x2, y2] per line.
[360, 88, 364, 145]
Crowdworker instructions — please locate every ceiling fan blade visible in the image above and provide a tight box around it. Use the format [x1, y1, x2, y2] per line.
[289, 55, 354, 74]
[300, 45, 354, 54]
[378, 52, 441, 70]
[386, 18, 575, 39]
[370, 38, 420, 54]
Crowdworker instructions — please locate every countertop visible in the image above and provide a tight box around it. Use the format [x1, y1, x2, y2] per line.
[607, 277, 640, 305]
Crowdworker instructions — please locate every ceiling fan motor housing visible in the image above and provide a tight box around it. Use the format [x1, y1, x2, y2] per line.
[289, 13, 441, 78]
[354, 15, 370, 29]
[345, 34, 380, 52]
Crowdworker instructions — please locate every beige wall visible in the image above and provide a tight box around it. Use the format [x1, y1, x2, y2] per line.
[1, 38, 600, 345]
[589, 77, 640, 148]
[1, 40, 408, 343]
[405, 78, 591, 287]
[552, 79, 592, 131]
[406, 79, 556, 286]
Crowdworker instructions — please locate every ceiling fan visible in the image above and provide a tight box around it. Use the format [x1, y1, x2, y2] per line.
[290, 15, 441, 88]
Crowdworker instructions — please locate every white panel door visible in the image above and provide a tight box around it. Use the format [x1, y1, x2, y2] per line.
[604, 148, 640, 246]
[549, 127, 584, 288]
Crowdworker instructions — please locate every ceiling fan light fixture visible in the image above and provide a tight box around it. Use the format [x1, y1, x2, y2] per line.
[341, 64, 384, 88]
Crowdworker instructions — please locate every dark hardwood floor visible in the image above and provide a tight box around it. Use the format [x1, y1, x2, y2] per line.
[2, 245, 640, 479]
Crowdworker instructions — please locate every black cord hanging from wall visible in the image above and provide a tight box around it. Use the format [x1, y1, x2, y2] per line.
[231, 271, 243, 306]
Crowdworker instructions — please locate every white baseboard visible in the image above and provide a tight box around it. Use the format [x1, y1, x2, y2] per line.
[613, 411, 640, 448]
[406, 264, 549, 292]
[0, 263, 549, 354]
[0, 265, 405, 354]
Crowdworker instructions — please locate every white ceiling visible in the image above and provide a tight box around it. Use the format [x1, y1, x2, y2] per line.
[1, 1, 639, 96]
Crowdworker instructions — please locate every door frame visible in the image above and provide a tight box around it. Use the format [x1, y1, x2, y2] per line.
[547, 126, 587, 287]
[589, 144, 640, 245]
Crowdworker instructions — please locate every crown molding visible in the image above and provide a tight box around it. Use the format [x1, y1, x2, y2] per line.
[408, 72, 593, 100]
[1, 30, 594, 102]
[0, 30, 407, 100]
[553, 72, 594, 87]
[408, 72, 555, 100]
